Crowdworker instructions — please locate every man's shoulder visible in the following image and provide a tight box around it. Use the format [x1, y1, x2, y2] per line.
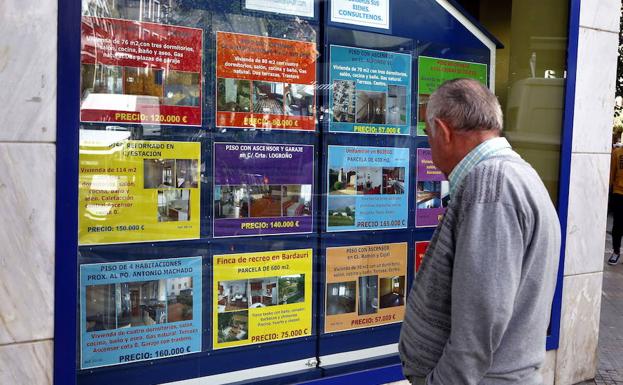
[458, 155, 547, 207]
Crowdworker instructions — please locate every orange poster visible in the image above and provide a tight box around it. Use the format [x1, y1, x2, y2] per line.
[325, 243, 407, 333]
[216, 32, 317, 131]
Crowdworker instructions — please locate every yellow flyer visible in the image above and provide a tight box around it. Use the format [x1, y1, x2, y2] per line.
[79, 137, 201, 245]
[213, 249, 313, 349]
[325, 243, 407, 333]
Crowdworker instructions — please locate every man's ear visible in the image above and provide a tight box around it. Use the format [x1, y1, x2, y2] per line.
[434, 118, 453, 144]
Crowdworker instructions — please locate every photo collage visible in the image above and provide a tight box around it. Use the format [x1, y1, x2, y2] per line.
[84, 277, 194, 333]
[326, 275, 406, 317]
[332, 81, 408, 126]
[216, 275, 306, 343]
[214, 184, 312, 220]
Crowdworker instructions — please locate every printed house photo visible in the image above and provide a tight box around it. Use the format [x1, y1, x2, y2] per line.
[417, 181, 450, 209]
[214, 185, 250, 219]
[157, 189, 191, 222]
[328, 167, 357, 195]
[382, 167, 406, 194]
[249, 185, 282, 218]
[379, 276, 406, 309]
[327, 196, 356, 227]
[253, 81, 285, 115]
[144, 159, 199, 189]
[356, 90, 386, 124]
[284, 83, 314, 116]
[357, 167, 382, 195]
[163, 71, 200, 107]
[81, 63, 123, 98]
[217, 280, 248, 313]
[358, 275, 379, 316]
[326, 281, 356, 315]
[123, 66, 164, 98]
[332, 80, 356, 122]
[167, 277, 193, 322]
[249, 278, 279, 308]
[85, 284, 117, 332]
[116, 280, 168, 327]
[278, 274, 305, 305]
[217, 310, 249, 343]
[281, 185, 312, 216]
[217, 78, 251, 112]
[387, 85, 407, 125]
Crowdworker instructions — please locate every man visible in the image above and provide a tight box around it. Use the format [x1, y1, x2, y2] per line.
[609, 142, 623, 265]
[399, 78, 560, 385]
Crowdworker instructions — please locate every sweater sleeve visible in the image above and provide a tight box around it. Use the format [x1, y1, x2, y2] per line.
[427, 201, 526, 385]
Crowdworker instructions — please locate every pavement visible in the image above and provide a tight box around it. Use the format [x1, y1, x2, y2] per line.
[578, 215, 623, 385]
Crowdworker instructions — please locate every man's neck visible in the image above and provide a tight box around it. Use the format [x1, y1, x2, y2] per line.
[447, 131, 501, 175]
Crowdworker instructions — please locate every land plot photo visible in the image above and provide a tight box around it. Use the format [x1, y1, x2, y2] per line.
[327, 196, 356, 227]
[278, 275, 305, 305]
[329, 167, 357, 195]
[217, 311, 249, 343]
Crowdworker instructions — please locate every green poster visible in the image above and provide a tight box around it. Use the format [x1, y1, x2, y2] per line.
[417, 56, 488, 136]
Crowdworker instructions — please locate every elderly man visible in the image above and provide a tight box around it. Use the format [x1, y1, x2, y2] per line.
[399, 78, 560, 385]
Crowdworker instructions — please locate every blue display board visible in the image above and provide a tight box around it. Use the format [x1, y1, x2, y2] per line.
[54, 0, 572, 384]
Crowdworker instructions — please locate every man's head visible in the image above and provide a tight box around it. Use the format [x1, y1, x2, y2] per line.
[425, 78, 503, 175]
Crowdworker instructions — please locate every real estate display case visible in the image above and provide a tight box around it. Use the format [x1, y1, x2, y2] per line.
[55, 1, 571, 384]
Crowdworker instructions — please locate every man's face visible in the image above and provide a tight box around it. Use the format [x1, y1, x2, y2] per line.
[425, 119, 447, 174]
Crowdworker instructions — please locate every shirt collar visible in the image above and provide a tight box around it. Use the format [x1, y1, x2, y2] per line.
[447, 137, 518, 198]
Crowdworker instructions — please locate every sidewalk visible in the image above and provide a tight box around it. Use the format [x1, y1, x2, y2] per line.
[579, 215, 623, 385]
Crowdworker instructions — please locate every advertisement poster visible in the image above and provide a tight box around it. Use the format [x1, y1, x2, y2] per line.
[417, 56, 488, 135]
[80, 17, 203, 126]
[79, 135, 201, 245]
[327, 145, 409, 232]
[415, 241, 429, 273]
[216, 32, 316, 131]
[416, 148, 449, 228]
[213, 143, 314, 237]
[325, 243, 407, 333]
[245, 0, 315, 17]
[329, 45, 411, 135]
[80, 257, 202, 369]
[331, 0, 390, 30]
[213, 249, 313, 349]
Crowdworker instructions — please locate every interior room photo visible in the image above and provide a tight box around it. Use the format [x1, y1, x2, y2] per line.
[416, 181, 450, 209]
[252, 81, 285, 115]
[85, 284, 117, 332]
[157, 189, 190, 222]
[249, 185, 282, 218]
[163, 70, 200, 107]
[382, 167, 406, 194]
[379, 276, 406, 309]
[167, 277, 193, 322]
[281, 185, 312, 216]
[123, 66, 163, 98]
[284, 83, 314, 116]
[217, 280, 249, 313]
[217, 78, 251, 112]
[386, 85, 407, 125]
[214, 185, 250, 219]
[356, 90, 386, 124]
[326, 281, 356, 315]
[249, 278, 279, 308]
[358, 275, 379, 316]
[357, 167, 382, 195]
[116, 280, 168, 327]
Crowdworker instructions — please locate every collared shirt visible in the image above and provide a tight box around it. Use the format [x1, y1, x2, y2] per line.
[448, 136, 519, 198]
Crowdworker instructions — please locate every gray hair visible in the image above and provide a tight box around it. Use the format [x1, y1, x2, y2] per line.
[425, 78, 503, 133]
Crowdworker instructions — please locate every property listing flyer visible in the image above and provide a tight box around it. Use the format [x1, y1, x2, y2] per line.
[80, 17, 203, 126]
[416, 148, 449, 228]
[325, 243, 407, 333]
[213, 143, 314, 237]
[79, 134, 200, 245]
[245, 0, 315, 17]
[327, 145, 409, 232]
[216, 32, 317, 131]
[417, 56, 487, 135]
[80, 257, 202, 369]
[415, 241, 429, 273]
[330, 45, 411, 135]
[213, 249, 313, 349]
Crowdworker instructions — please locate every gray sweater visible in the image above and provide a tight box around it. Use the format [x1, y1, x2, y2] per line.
[399, 155, 561, 384]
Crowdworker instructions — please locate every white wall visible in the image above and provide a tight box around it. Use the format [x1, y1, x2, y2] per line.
[0, 0, 57, 384]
